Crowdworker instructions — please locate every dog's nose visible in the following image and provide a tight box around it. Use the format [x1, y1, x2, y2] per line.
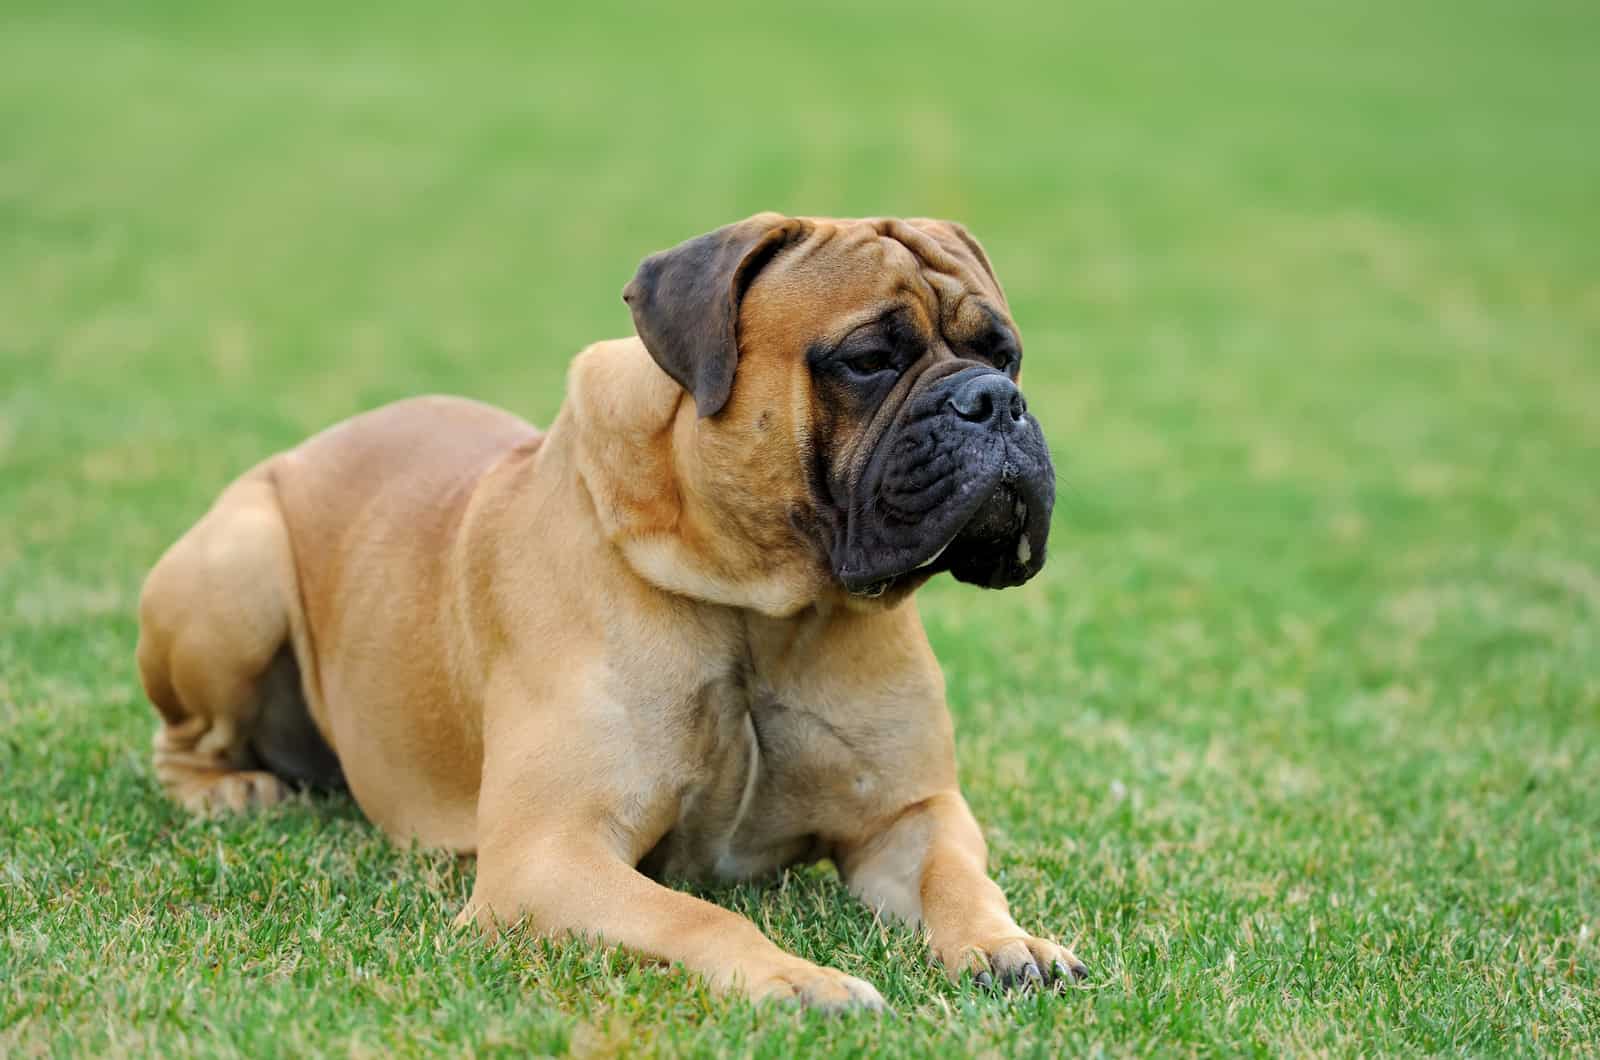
[949, 372, 1026, 429]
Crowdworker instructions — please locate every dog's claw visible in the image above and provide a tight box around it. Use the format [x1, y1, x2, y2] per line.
[999, 960, 1043, 990]
[1048, 958, 1090, 987]
[950, 937, 1087, 994]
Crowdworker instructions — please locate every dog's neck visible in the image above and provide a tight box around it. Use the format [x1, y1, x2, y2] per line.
[559, 337, 829, 618]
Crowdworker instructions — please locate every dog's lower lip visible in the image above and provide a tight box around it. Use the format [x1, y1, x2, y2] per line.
[840, 477, 1040, 594]
[912, 538, 953, 572]
[843, 532, 958, 595]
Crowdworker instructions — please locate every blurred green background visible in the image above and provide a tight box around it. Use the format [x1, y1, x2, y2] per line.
[3, 1, 1597, 1055]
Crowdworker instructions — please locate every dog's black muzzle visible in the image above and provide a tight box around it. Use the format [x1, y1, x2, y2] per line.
[837, 366, 1055, 595]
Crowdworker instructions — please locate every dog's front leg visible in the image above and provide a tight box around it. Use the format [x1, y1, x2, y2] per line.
[837, 790, 1088, 989]
[462, 718, 884, 1011]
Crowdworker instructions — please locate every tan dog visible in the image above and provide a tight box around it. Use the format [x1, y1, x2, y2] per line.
[136, 214, 1084, 1009]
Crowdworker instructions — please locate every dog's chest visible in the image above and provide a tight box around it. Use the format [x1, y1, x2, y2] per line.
[637, 673, 884, 883]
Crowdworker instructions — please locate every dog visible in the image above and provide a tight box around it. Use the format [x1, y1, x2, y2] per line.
[136, 214, 1084, 1009]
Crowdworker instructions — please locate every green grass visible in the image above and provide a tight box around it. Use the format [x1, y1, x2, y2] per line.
[3, 0, 1598, 1054]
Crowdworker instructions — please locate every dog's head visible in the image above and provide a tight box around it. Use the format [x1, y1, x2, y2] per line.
[617, 213, 1054, 611]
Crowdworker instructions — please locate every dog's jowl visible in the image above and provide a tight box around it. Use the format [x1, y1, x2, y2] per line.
[136, 215, 1085, 1009]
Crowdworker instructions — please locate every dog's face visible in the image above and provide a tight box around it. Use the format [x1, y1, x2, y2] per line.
[624, 214, 1054, 606]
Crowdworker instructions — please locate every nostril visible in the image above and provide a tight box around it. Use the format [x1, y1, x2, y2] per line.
[950, 389, 993, 423]
[1009, 392, 1025, 421]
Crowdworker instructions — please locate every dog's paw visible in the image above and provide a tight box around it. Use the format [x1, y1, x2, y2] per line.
[742, 961, 888, 1012]
[939, 934, 1088, 991]
[171, 769, 291, 815]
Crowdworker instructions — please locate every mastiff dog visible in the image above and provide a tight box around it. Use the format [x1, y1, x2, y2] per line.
[136, 214, 1084, 1009]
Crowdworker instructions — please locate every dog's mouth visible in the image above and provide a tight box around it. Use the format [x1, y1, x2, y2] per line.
[941, 481, 1038, 586]
[820, 364, 1055, 600]
[839, 469, 1053, 598]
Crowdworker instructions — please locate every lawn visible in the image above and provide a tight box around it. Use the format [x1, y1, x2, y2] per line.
[2, 0, 1598, 1054]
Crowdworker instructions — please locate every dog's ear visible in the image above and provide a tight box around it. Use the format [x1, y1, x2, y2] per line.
[623, 213, 808, 418]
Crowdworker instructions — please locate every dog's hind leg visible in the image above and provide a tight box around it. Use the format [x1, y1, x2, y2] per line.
[136, 468, 312, 814]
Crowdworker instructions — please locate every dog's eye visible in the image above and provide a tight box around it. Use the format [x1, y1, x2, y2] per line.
[843, 348, 895, 378]
[975, 349, 1018, 377]
[980, 343, 1019, 374]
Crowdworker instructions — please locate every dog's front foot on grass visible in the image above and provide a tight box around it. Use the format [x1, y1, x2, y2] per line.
[737, 960, 888, 1013]
[941, 934, 1088, 992]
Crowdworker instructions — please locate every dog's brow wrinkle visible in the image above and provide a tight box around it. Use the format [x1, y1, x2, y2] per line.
[877, 227, 982, 338]
[794, 225, 837, 262]
[873, 234, 939, 312]
[886, 222, 966, 277]
[943, 290, 975, 335]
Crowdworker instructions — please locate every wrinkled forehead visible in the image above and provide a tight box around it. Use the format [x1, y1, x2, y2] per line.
[741, 218, 1015, 352]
